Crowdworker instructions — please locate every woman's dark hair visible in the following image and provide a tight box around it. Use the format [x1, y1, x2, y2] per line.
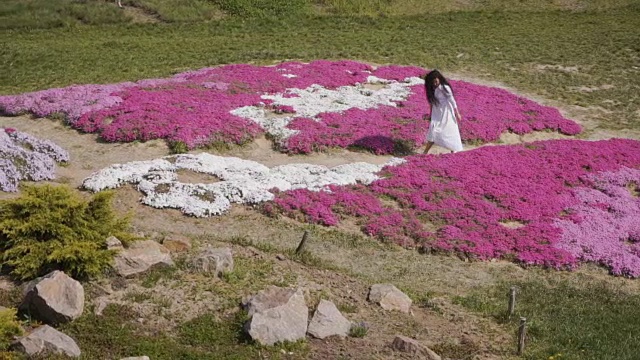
[424, 69, 452, 106]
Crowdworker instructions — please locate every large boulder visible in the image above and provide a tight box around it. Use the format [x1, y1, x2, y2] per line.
[114, 240, 174, 277]
[368, 284, 412, 313]
[243, 286, 308, 345]
[391, 335, 441, 360]
[12, 325, 81, 358]
[189, 247, 233, 276]
[307, 299, 352, 339]
[20, 270, 84, 325]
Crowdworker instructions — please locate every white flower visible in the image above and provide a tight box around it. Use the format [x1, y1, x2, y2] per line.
[82, 154, 404, 217]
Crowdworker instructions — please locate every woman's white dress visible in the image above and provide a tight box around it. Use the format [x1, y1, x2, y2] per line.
[426, 84, 463, 152]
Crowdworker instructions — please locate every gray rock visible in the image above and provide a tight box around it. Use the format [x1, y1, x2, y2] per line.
[106, 236, 124, 250]
[307, 300, 351, 339]
[93, 297, 110, 316]
[12, 325, 81, 358]
[368, 284, 412, 313]
[189, 247, 233, 276]
[391, 335, 441, 360]
[114, 240, 174, 278]
[120, 357, 150, 360]
[243, 286, 308, 345]
[20, 271, 84, 325]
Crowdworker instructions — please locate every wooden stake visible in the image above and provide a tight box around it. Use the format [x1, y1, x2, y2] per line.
[295, 230, 309, 254]
[517, 317, 527, 355]
[508, 286, 517, 319]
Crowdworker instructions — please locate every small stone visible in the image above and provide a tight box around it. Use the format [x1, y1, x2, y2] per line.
[93, 297, 109, 316]
[189, 247, 233, 276]
[391, 335, 441, 360]
[120, 357, 150, 360]
[243, 286, 308, 345]
[276, 254, 286, 261]
[113, 240, 174, 278]
[307, 300, 351, 339]
[368, 284, 412, 313]
[12, 325, 81, 358]
[106, 236, 124, 250]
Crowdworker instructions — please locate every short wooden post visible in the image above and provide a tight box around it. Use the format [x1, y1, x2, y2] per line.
[517, 317, 527, 355]
[508, 286, 517, 319]
[295, 231, 309, 255]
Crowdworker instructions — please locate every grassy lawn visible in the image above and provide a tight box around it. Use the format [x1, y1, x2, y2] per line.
[1, 5, 639, 130]
[455, 278, 640, 360]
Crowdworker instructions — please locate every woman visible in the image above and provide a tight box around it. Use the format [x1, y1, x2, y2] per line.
[423, 70, 463, 154]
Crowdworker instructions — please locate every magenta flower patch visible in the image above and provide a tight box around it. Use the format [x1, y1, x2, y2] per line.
[0, 61, 580, 154]
[267, 139, 640, 276]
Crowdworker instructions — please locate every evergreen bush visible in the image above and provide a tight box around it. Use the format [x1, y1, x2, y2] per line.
[0, 185, 137, 281]
[0, 308, 22, 351]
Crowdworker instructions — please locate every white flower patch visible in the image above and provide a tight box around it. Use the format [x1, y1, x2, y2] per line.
[82, 153, 406, 217]
[82, 158, 175, 191]
[231, 76, 424, 146]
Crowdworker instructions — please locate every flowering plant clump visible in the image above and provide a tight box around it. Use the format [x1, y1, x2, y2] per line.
[82, 153, 405, 217]
[0, 128, 69, 192]
[268, 139, 640, 277]
[0, 61, 581, 154]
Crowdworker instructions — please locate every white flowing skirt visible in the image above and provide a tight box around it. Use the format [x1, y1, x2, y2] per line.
[427, 103, 463, 152]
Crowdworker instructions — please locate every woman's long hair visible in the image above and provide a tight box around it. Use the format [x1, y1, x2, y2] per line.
[424, 69, 453, 106]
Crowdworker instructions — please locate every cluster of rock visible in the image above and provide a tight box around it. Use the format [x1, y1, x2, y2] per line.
[6, 234, 234, 359]
[5, 233, 439, 359]
[242, 286, 353, 345]
[239, 282, 439, 358]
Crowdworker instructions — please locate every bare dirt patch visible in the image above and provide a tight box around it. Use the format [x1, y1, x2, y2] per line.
[121, 5, 161, 24]
[570, 84, 615, 93]
[534, 64, 581, 73]
[176, 169, 221, 184]
[499, 220, 527, 229]
[363, 83, 388, 91]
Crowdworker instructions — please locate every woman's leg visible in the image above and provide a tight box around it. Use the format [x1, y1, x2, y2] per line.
[423, 141, 434, 154]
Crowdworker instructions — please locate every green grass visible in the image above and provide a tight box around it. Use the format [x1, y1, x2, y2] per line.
[454, 279, 640, 360]
[0, 0, 129, 30]
[2, 0, 637, 30]
[1, 8, 639, 130]
[47, 304, 307, 360]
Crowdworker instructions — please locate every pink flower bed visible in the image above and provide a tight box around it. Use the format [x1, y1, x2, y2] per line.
[266, 139, 640, 276]
[0, 61, 580, 153]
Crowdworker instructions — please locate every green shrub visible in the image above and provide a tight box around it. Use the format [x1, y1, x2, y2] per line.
[0, 185, 137, 281]
[348, 321, 368, 338]
[0, 308, 22, 351]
